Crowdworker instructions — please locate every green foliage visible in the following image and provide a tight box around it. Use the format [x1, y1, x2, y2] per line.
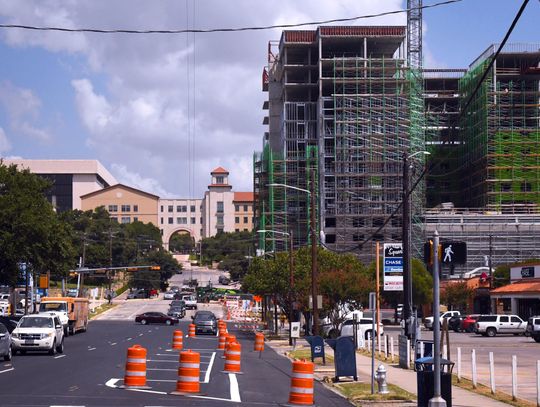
[493, 258, 540, 288]
[441, 281, 473, 311]
[201, 231, 253, 280]
[0, 162, 76, 285]
[169, 233, 195, 253]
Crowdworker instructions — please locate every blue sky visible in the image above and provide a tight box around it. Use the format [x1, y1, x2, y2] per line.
[0, 0, 538, 197]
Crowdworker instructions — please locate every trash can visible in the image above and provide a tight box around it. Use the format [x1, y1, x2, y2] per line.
[325, 336, 357, 382]
[415, 340, 434, 360]
[305, 335, 325, 364]
[415, 357, 454, 407]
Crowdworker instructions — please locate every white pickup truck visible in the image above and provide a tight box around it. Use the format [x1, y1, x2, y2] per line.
[181, 294, 197, 310]
[11, 314, 65, 355]
[424, 310, 461, 330]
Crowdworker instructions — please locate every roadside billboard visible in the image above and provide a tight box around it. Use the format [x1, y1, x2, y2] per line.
[383, 243, 403, 291]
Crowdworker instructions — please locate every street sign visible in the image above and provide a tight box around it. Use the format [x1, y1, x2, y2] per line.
[291, 322, 301, 338]
[383, 243, 403, 291]
[369, 292, 376, 310]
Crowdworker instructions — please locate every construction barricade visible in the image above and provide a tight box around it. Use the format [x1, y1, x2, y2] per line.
[188, 323, 196, 337]
[217, 328, 227, 350]
[172, 330, 183, 350]
[223, 341, 242, 373]
[123, 344, 148, 388]
[288, 359, 314, 405]
[173, 349, 200, 394]
[254, 332, 264, 352]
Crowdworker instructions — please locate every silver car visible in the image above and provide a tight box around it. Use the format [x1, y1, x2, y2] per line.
[0, 322, 12, 361]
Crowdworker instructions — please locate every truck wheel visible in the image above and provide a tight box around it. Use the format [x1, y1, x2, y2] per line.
[69, 326, 75, 336]
[49, 340, 57, 355]
[364, 330, 373, 340]
[533, 336, 540, 343]
[56, 338, 64, 353]
[64, 326, 69, 337]
[4, 346, 12, 361]
[486, 327, 497, 337]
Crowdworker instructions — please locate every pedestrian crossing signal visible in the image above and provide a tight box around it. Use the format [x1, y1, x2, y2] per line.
[441, 241, 467, 265]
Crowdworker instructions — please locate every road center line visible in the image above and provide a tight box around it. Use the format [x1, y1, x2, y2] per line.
[54, 354, 66, 359]
[127, 337, 133, 341]
[229, 373, 241, 402]
[88, 347, 96, 351]
[110, 342, 117, 346]
[203, 352, 216, 383]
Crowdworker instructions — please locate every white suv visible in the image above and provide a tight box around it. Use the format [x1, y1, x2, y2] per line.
[474, 314, 526, 337]
[424, 311, 461, 330]
[340, 318, 384, 341]
[11, 314, 64, 355]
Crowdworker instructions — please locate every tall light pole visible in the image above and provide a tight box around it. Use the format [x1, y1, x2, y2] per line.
[267, 177, 319, 336]
[402, 150, 430, 339]
[257, 229, 294, 344]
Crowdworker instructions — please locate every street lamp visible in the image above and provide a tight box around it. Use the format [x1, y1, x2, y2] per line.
[402, 150, 430, 339]
[267, 172, 320, 336]
[257, 229, 294, 344]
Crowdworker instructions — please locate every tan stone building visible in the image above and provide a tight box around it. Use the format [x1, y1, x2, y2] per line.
[81, 184, 159, 225]
[233, 192, 255, 232]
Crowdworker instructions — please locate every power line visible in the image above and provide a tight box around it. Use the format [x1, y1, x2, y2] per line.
[0, 0, 462, 35]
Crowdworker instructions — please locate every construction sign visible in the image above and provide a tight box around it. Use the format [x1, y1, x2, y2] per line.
[383, 243, 403, 291]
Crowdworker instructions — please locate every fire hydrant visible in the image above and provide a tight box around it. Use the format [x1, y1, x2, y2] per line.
[375, 364, 389, 394]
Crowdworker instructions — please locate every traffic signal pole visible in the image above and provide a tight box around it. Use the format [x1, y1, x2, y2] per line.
[402, 153, 412, 338]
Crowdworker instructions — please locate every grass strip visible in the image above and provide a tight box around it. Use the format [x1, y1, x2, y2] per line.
[334, 382, 416, 405]
[89, 303, 117, 319]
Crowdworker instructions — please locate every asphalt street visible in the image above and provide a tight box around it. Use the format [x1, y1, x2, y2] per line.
[0, 308, 351, 406]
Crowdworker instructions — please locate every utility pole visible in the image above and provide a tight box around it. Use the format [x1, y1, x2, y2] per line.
[78, 234, 86, 298]
[108, 226, 113, 304]
[310, 167, 319, 336]
[289, 229, 294, 345]
[402, 153, 412, 339]
[488, 234, 493, 313]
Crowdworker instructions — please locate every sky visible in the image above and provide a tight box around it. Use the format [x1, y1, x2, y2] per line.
[0, 0, 538, 199]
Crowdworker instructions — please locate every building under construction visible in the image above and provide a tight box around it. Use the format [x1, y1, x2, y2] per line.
[255, 26, 427, 262]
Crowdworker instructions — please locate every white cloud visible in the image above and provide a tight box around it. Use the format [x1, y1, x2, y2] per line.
[0, 0, 407, 196]
[0, 128, 11, 153]
[110, 163, 174, 198]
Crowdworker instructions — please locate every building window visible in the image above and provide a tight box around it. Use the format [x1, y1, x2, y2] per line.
[235, 205, 240, 212]
[168, 217, 173, 224]
[190, 205, 196, 212]
[217, 215, 224, 225]
[108, 205, 118, 212]
[121, 205, 131, 212]
[217, 228, 224, 234]
[177, 205, 187, 212]
[244, 228, 248, 232]
[160, 205, 164, 212]
[191, 217, 196, 224]
[216, 176, 224, 184]
[160, 217, 164, 224]
[243, 217, 248, 223]
[200, 217, 203, 224]
[160, 229, 163, 235]
[178, 217, 187, 224]
[133, 205, 138, 212]
[110, 216, 118, 222]
[217, 201, 224, 213]
[521, 182, 532, 192]
[244, 205, 248, 211]
[133, 217, 138, 222]
[121, 217, 130, 224]
[168, 205, 173, 212]
[235, 216, 240, 223]
[235, 228, 239, 232]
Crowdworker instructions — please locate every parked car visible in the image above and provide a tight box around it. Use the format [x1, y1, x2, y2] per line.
[0, 316, 20, 333]
[448, 315, 467, 332]
[164, 291, 176, 300]
[340, 318, 385, 341]
[127, 289, 149, 299]
[170, 286, 180, 293]
[474, 314, 527, 337]
[167, 306, 186, 319]
[0, 322, 12, 361]
[526, 316, 540, 342]
[11, 314, 64, 355]
[424, 311, 461, 330]
[135, 312, 178, 325]
[218, 275, 230, 285]
[192, 311, 217, 335]
[461, 314, 480, 333]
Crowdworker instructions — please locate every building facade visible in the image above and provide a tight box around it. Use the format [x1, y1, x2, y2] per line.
[3, 159, 117, 212]
[159, 198, 203, 244]
[234, 192, 255, 232]
[80, 184, 159, 225]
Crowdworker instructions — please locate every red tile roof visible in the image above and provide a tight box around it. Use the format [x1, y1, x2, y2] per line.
[234, 192, 254, 202]
[211, 166, 229, 174]
[491, 279, 540, 294]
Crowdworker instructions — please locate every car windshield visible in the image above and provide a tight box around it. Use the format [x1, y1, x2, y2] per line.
[170, 307, 183, 311]
[19, 317, 53, 328]
[39, 302, 67, 312]
[195, 314, 214, 321]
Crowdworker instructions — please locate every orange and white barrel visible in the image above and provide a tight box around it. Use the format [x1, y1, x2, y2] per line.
[124, 345, 147, 388]
[188, 323, 196, 337]
[174, 349, 200, 394]
[172, 330, 183, 350]
[254, 332, 264, 352]
[223, 341, 242, 373]
[288, 359, 314, 405]
[217, 328, 227, 350]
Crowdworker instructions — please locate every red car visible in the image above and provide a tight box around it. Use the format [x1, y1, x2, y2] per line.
[461, 314, 480, 333]
[135, 312, 178, 325]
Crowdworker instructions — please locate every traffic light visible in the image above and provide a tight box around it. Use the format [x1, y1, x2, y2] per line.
[150, 266, 161, 271]
[423, 240, 442, 266]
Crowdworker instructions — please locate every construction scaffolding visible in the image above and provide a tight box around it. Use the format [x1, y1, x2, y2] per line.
[459, 45, 540, 213]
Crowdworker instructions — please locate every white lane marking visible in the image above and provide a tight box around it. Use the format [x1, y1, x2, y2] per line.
[187, 394, 238, 403]
[127, 388, 167, 395]
[105, 378, 120, 388]
[127, 337, 133, 341]
[111, 342, 117, 346]
[202, 352, 216, 384]
[54, 354, 66, 359]
[88, 347, 96, 351]
[229, 373, 241, 402]
[147, 330, 152, 333]
[139, 333, 144, 336]
[146, 359, 178, 363]
[0, 367, 14, 374]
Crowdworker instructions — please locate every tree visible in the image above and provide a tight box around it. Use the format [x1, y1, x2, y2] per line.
[441, 281, 474, 311]
[169, 233, 194, 254]
[201, 231, 253, 280]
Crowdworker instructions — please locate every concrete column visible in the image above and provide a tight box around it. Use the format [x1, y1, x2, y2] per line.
[511, 298, 518, 315]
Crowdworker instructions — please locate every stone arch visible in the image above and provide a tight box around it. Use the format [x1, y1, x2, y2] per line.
[164, 227, 195, 253]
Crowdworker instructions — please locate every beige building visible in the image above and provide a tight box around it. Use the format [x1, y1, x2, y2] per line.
[234, 192, 255, 232]
[201, 167, 235, 237]
[2, 159, 117, 212]
[159, 198, 203, 246]
[81, 184, 159, 225]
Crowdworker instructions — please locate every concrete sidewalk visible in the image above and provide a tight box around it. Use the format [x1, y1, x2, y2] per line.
[266, 337, 510, 407]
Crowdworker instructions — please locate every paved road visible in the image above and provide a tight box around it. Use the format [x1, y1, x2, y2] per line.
[0, 303, 351, 406]
[383, 326, 540, 403]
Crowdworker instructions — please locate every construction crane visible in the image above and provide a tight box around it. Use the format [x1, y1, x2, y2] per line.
[407, 0, 423, 69]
